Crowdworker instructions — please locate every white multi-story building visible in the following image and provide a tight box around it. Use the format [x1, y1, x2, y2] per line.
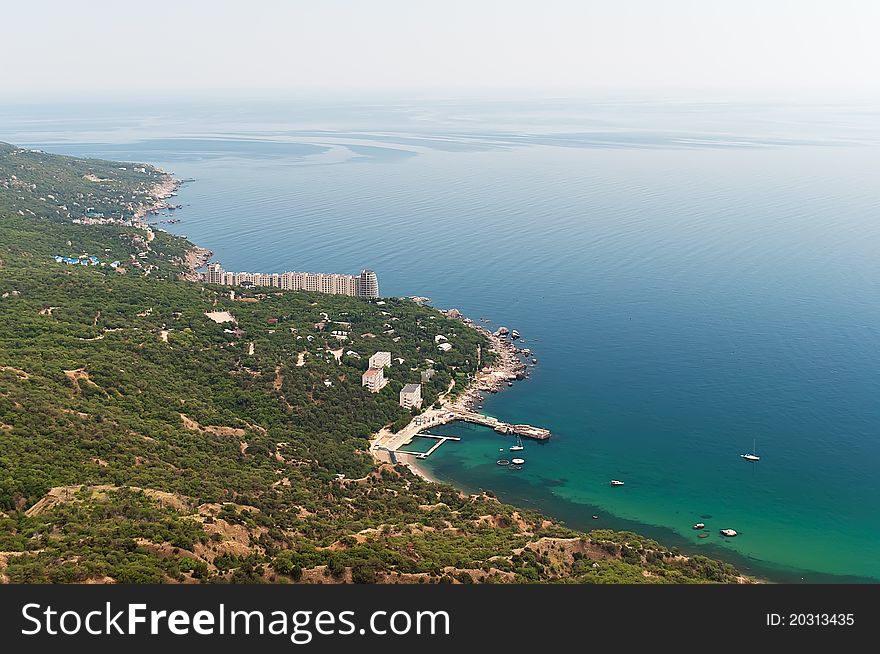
[281, 271, 305, 290]
[304, 273, 320, 293]
[203, 263, 379, 298]
[369, 351, 392, 369]
[206, 262, 223, 285]
[399, 383, 422, 409]
[361, 367, 387, 393]
[360, 269, 379, 299]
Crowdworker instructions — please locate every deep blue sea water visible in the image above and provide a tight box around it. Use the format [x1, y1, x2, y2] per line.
[3, 97, 879, 582]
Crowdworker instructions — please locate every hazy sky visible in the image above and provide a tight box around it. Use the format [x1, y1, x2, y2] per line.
[4, 0, 879, 98]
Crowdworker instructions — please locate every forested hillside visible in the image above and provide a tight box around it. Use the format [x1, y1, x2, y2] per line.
[0, 142, 745, 584]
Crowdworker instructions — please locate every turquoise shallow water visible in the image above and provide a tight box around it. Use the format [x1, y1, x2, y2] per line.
[3, 98, 879, 582]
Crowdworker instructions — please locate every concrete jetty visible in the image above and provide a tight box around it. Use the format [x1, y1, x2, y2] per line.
[395, 433, 461, 459]
[451, 410, 551, 440]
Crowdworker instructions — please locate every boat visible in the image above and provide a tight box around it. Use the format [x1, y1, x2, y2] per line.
[692, 523, 705, 530]
[592, 515, 599, 520]
[511, 458, 526, 465]
[509, 435, 524, 452]
[741, 439, 760, 461]
[720, 529, 738, 537]
[496, 459, 510, 466]
[610, 480, 625, 486]
[507, 381, 513, 387]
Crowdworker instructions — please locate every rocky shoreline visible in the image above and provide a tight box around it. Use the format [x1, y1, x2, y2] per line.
[181, 245, 213, 281]
[140, 172, 213, 281]
[135, 173, 182, 222]
[440, 310, 532, 412]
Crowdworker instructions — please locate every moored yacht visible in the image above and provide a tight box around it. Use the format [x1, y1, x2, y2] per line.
[741, 439, 760, 461]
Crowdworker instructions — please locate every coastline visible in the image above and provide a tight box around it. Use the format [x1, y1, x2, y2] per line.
[181, 244, 213, 280]
[155, 171, 763, 583]
[444, 313, 530, 411]
[398, 453, 440, 484]
[369, 308, 532, 484]
[142, 171, 213, 279]
[136, 173, 181, 221]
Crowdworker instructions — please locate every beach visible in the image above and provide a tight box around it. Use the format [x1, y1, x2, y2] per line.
[398, 454, 440, 484]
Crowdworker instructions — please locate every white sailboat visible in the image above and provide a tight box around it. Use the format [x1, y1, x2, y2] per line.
[509, 435, 524, 452]
[741, 439, 760, 461]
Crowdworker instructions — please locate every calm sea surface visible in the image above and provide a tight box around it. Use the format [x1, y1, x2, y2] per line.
[3, 97, 879, 582]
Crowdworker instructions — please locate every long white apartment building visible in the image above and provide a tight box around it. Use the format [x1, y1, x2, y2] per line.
[205, 264, 379, 299]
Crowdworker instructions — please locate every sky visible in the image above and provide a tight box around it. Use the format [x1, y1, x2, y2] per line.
[3, 0, 879, 99]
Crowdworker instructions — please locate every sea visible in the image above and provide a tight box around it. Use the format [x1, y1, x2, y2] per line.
[3, 95, 879, 583]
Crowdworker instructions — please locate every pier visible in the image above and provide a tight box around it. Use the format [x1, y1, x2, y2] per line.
[450, 410, 551, 440]
[395, 433, 461, 459]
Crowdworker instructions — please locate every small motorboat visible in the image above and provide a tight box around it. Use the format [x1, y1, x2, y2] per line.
[720, 529, 738, 537]
[592, 515, 599, 520]
[496, 459, 510, 466]
[511, 458, 526, 465]
[693, 523, 705, 530]
[610, 480, 625, 486]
